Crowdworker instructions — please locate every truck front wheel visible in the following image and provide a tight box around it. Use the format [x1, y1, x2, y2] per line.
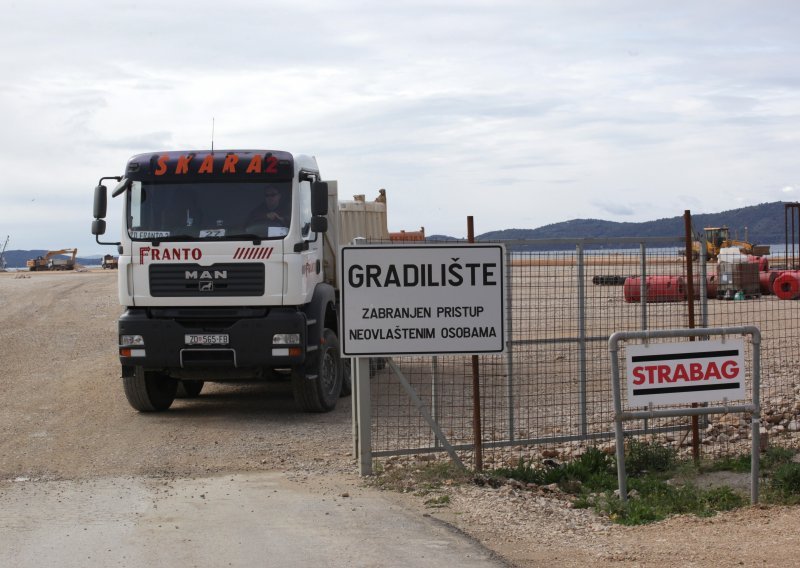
[123, 367, 178, 412]
[292, 328, 342, 412]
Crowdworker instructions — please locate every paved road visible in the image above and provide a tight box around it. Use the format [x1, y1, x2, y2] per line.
[2, 472, 508, 568]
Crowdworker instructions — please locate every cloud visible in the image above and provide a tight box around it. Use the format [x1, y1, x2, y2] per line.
[594, 201, 636, 217]
[2, 1, 800, 249]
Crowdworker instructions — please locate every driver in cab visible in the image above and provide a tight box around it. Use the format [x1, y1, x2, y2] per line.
[246, 187, 289, 228]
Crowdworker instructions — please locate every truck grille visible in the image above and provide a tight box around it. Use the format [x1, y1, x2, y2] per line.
[149, 263, 265, 297]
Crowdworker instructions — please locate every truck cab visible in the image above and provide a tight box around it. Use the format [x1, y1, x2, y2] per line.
[92, 150, 356, 413]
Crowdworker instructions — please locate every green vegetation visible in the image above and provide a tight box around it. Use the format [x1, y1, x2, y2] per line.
[371, 442, 800, 524]
[493, 446, 617, 491]
[624, 438, 675, 474]
[424, 494, 451, 507]
[372, 458, 471, 503]
[757, 447, 800, 504]
[490, 442, 800, 526]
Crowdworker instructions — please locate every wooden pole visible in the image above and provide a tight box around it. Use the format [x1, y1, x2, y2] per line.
[684, 210, 700, 463]
[468, 216, 483, 472]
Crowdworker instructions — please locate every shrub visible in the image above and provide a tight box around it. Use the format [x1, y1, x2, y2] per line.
[625, 439, 676, 475]
[768, 462, 800, 502]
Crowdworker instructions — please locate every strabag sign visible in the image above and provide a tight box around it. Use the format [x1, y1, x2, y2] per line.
[626, 338, 746, 405]
[340, 244, 506, 356]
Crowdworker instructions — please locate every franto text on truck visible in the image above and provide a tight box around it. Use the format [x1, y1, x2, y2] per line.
[91, 150, 388, 413]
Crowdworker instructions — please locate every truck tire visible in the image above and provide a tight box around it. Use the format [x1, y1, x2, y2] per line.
[176, 380, 204, 398]
[123, 367, 178, 412]
[340, 359, 352, 397]
[341, 356, 386, 397]
[292, 328, 342, 412]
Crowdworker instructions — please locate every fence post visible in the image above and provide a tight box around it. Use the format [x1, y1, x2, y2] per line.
[505, 247, 515, 443]
[467, 216, 483, 471]
[751, 329, 762, 504]
[577, 241, 587, 436]
[639, 242, 648, 330]
[355, 357, 372, 476]
[699, 239, 709, 328]
[432, 355, 439, 448]
[683, 210, 701, 463]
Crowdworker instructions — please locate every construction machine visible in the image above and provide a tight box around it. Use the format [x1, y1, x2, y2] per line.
[27, 248, 78, 271]
[692, 226, 769, 261]
[0, 236, 9, 272]
[101, 254, 119, 269]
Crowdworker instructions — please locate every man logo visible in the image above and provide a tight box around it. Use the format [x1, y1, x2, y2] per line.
[185, 270, 228, 280]
[199, 281, 214, 292]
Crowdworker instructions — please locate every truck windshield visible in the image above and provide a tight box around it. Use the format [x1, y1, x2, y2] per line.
[127, 181, 292, 241]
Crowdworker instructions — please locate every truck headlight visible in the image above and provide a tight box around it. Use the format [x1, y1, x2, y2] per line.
[272, 333, 300, 345]
[120, 334, 144, 346]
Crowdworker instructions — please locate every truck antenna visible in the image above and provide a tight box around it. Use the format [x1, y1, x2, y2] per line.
[211, 117, 215, 152]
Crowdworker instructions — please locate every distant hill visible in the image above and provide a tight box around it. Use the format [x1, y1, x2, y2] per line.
[476, 201, 788, 245]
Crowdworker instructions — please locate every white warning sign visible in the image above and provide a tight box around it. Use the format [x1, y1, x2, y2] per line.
[626, 338, 746, 405]
[340, 244, 506, 356]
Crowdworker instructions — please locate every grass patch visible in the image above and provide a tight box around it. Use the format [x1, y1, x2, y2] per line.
[625, 438, 675, 474]
[371, 458, 472, 496]
[371, 444, 800, 526]
[766, 461, 800, 504]
[424, 494, 451, 507]
[493, 447, 617, 493]
[702, 446, 794, 475]
[704, 453, 751, 473]
[488, 440, 800, 526]
[597, 478, 746, 525]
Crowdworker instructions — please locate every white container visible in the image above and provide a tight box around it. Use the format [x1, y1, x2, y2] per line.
[718, 246, 747, 264]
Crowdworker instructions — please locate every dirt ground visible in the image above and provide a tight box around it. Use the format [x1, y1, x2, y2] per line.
[2, 269, 800, 567]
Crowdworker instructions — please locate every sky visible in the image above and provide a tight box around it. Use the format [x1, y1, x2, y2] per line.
[1, 0, 799, 254]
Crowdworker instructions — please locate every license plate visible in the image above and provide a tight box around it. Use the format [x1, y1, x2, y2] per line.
[185, 334, 229, 346]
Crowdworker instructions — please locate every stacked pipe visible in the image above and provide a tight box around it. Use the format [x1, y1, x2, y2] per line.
[747, 255, 769, 272]
[740, 255, 800, 299]
[623, 255, 780, 303]
[773, 271, 800, 300]
[760, 271, 779, 296]
[623, 275, 717, 303]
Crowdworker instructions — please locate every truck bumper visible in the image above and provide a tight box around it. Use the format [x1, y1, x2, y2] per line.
[118, 307, 307, 378]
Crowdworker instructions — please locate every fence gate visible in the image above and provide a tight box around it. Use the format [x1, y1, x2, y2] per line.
[353, 234, 795, 474]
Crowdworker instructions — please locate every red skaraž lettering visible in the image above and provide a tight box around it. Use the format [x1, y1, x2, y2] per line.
[154, 153, 279, 176]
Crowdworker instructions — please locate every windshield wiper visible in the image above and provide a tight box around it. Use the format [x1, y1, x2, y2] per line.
[221, 233, 264, 244]
[150, 234, 199, 244]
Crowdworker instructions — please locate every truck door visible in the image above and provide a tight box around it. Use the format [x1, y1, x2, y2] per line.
[297, 178, 324, 299]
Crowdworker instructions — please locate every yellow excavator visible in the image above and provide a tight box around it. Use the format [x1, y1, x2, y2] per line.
[27, 248, 78, 271]
[693, 227, 769, 261]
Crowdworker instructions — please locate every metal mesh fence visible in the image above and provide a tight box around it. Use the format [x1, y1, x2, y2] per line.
[367, 237, 800, 470]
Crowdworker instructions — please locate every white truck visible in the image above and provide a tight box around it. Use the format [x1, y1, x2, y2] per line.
[91, 150, 388, 412]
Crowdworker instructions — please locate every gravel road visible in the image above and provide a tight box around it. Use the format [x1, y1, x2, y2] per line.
[3, 269, 800, 567]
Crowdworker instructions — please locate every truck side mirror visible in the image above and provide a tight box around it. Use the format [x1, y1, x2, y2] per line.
[94, 184, 108, 219]
[311, 181, 329, 216]
[311, 216, 328, 234]
[92, 219, 107, 236]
